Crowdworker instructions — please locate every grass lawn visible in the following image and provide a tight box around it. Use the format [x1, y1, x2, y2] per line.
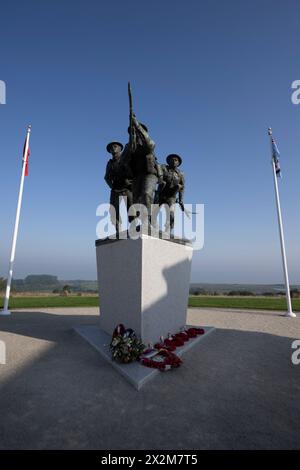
[0, 295, 99, 309]
[188, 296, 300, 311]
[1, 295, 300, 311]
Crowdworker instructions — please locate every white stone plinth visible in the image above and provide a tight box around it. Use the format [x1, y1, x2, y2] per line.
[95, 234, 193, 345]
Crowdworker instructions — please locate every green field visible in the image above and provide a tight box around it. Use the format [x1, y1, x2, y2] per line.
[188, 296, 300, 311]
[1, 295, 300, 311]
[0, 296, 99, 309]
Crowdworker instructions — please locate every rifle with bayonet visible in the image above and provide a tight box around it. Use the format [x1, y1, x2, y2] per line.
[177, 200, 197, 218]
[128, 82, 136, 153]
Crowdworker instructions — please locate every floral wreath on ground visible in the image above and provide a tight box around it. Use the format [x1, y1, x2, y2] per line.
[139, 327, 205, 371]
[110, 324, 145, 363]
[110, 323, 205, 372]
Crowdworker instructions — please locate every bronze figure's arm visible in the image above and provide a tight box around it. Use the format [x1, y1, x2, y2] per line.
[132, 114, 155, 152]
[104, 161, 113, 189]
[178, 172, 185, 203]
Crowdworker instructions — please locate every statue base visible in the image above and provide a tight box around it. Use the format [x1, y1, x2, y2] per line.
[74, 324, 215, 390]
[95, 232, 193, 345]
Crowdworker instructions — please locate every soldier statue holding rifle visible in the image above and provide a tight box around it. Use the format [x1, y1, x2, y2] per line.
[104, 141, 133, 233]
[103, 84, 186, 234]
[153, 153, 185, 232]
[121, 83, 163, 225]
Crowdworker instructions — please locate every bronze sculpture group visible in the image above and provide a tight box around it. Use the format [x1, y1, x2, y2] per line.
[104, 84, 185, 234]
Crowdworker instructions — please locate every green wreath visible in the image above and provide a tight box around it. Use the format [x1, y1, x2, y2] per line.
[110, 324, 145, 363]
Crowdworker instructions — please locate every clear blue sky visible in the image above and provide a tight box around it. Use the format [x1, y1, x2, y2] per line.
[0, 0, 299, 283]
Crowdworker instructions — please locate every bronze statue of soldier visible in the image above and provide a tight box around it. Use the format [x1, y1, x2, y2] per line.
[153, 154, 185, 231]
[104, 85, 186, 233]
[122, 114, 163, 224]
[104, 141, 133, 233]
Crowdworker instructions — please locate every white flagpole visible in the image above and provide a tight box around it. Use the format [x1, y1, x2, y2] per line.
[1, 125, 32, 316]
[268, 128, 296, 318]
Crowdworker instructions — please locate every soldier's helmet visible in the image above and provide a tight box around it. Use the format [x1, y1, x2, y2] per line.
[166, 154, 182, 166]
[106, 142, 124, 153]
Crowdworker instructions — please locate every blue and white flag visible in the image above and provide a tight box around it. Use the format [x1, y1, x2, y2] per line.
[270, 135, 282, 178]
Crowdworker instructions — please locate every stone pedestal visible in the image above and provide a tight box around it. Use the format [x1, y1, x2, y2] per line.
[95, 234, 193, 345]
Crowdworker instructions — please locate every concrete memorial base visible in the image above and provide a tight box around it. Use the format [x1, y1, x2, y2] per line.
[74, 232, 215, 389]
[74, 324, 215, 390]
[95, 232, 193, 345]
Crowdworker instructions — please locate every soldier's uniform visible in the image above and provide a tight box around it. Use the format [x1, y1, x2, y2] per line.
[125, 118, 162, 220]
[154, 154, 185, 230]
[104, 142, 133, 231]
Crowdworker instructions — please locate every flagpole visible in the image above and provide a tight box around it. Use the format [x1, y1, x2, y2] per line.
[268, 128, 296, 318]
[0, 125, 32, 316]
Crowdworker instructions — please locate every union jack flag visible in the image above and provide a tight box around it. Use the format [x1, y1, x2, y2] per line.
[268, 129, 282, 178]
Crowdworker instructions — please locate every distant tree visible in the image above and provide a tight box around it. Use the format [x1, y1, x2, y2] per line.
[62, 285, 71, 295]
[52, 288, 60, 294]
[11, 278, 24, 292]
[20, 274, 61, 292]
[198, 289, 209, 295]
[0, 277, 6, 291]
[228, 290, 255, 296]
[25, 275, 58, 284]
[290, 289, 300, 299]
